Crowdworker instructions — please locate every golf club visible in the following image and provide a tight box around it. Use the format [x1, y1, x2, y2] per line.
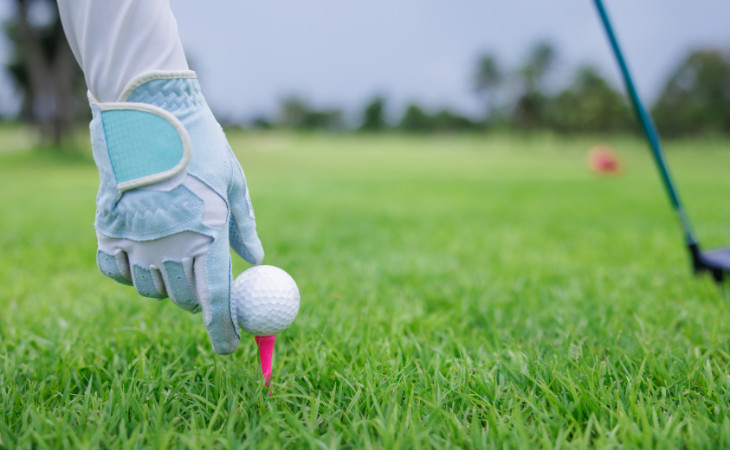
[593, 0, 730, 283]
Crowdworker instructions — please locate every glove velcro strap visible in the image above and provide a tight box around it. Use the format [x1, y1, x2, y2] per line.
[97, 102, 192, 192]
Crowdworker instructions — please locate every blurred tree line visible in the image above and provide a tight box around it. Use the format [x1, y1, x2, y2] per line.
[3, 0, 86, 146]
[468, 42, 730, 137]
[2, 1, 730, 144]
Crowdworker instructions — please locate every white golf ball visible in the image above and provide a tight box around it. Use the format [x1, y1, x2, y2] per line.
[233, 265, 300, 336]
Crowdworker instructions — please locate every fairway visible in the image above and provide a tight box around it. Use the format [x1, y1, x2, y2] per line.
[1, 131, 730, 448]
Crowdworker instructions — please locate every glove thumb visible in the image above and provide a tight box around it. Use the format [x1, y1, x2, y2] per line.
[228, 159, 264, 265]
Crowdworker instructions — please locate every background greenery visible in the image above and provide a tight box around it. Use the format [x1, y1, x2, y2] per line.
[2, 131, 730, 448]
[4, 0, 730, 143]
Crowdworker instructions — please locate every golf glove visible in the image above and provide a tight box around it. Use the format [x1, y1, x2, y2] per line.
[89, 70, 264, 354]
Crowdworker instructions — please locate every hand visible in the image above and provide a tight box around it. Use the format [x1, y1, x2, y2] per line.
[89, 70, 264, 354]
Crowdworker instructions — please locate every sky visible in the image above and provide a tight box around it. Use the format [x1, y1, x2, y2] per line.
[1, 1, 730, 122]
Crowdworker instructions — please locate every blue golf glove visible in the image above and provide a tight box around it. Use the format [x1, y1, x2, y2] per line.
[89, 70, 264, 354]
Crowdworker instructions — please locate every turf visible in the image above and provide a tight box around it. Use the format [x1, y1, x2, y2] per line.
[1, 131, 730, 448]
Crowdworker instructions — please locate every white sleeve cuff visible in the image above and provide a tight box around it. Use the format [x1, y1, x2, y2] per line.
[57, 0, 189, 102]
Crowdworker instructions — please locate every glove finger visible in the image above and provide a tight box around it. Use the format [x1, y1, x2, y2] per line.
[161, 258, 200, 312]
[228, 164, 264, 265]
[97, 248, 133, 286]
[131, 262, 166, 299]
[229, 216, 264, 265]
[194, 237, 239, 354]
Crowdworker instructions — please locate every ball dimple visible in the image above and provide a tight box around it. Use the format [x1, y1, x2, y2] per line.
[232, 265, 300, 336]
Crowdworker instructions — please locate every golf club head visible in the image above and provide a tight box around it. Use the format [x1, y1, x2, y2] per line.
[689, 243, 730, 283]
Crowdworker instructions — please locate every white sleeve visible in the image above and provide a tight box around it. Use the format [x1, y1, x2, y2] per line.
[57, 0, 189, 102]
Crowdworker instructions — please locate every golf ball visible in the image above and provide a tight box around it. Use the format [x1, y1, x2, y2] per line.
[233, 265, 300, 336]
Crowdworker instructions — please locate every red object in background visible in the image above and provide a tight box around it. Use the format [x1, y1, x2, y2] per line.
[588, 145, 622, 174]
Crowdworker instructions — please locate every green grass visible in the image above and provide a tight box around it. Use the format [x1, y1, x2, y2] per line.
[2, 131, 730, 448]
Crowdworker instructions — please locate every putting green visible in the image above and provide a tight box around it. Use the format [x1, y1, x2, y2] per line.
[1, 131, 729, 448]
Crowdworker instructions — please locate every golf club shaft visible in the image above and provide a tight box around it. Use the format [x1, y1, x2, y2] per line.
[592, 0, 697, 246]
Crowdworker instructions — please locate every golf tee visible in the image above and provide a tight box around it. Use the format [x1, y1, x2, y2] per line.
[254, 335, 276, 390]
